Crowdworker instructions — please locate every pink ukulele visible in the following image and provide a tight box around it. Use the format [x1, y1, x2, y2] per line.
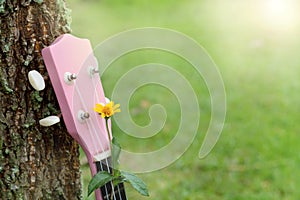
[42, 34, 127, 200]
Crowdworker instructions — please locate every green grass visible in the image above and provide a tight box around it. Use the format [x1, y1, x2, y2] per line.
[68, 0, 300, 199]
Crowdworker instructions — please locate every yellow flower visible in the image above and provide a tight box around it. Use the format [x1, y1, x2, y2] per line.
[94, 101, 121, 118]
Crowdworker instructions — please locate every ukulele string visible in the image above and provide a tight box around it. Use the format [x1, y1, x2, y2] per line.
[86, 117, 118, 200]
[91, 74, 124, 200]
[74, 83, 116, 200]
[86, 117, 117, 200]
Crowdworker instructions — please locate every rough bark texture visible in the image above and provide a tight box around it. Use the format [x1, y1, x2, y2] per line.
[0, 0, 82, 199]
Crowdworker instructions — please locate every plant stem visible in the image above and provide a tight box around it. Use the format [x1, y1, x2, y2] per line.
[105, 118, 113, 153]
[105, 118, 115, 200]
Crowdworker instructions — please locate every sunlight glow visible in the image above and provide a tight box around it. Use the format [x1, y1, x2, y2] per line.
[267, 0, 288, 16]
[263, 0, 298, 31]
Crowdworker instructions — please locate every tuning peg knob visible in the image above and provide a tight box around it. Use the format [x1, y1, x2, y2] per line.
[28, 70, 45, 91]
[39, 116, 60, 127]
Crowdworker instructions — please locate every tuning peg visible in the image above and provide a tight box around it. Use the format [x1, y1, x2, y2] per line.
[39, 116, 60, 127]
[64, 72, 77, 85]
[28, 70, 45, 91]
[77, 110, 90, 123]
[88, 66, 99, 77]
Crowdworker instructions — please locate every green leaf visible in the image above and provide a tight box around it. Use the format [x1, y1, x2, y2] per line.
[113, 176, 126, 187]
[121, 171, 149, 196]
[111, 169, 127, 187]
[113, 168, 121, 178]
[112, 137, 121, 168]
[87, 171, 113, 196]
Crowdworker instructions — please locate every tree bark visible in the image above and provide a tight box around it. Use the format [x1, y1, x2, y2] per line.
[0, 0, 82, 199]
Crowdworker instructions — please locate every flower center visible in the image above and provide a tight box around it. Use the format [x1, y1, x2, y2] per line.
[103, 107, 113, 117]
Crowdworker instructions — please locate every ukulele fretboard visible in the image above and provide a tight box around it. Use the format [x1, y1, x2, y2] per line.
[96, 157, 127, 200]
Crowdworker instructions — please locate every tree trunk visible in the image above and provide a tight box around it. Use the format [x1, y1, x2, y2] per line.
[0, 0, 82, 199]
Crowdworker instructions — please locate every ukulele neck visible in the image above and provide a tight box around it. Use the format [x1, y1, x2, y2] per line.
[95, 157, 127, 200]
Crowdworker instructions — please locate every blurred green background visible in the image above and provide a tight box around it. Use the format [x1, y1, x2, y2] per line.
[68, 0, 300, 199]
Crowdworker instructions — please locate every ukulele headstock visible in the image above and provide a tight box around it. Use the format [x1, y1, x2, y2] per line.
[42, 34, 110, 173]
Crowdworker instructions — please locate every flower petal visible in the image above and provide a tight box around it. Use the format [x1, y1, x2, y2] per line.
[114, 109, 121, 113]
[94, 103, 104, 113]
[94, 101, 121, 118]
[113, 104, 120, 110]
[105, 97, 110, 104]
